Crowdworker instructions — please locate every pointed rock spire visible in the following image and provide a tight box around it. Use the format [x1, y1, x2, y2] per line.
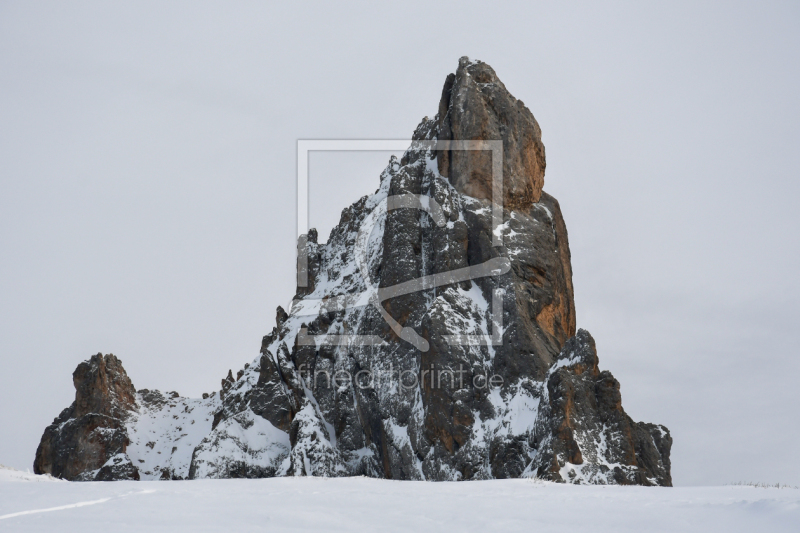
[436, 57, 546, 210]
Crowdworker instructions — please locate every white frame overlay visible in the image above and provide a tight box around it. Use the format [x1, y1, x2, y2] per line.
[295, 139, 506, 350]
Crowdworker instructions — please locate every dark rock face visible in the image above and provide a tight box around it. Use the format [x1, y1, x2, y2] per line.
[530, 330, 672, 485]
[34, 57, 671, 486]
[34, 354, 139, 481]
[73, 352, 137, 419]
[95, 453, 141, 481]
[437, 57, 547, 210]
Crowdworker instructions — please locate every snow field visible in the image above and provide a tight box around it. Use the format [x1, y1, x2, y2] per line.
[1, 467, 798, 532]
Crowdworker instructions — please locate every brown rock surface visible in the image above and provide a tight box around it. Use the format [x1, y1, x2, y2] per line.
[33, 353, 139, 480]
[531, 330, 673, 486]
[437, 57, 547, 210]
[73, 352, 137, 419]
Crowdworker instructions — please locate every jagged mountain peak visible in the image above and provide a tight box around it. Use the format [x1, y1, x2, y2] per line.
[33, 59, 671, 486]
[435, 57, 546, 210]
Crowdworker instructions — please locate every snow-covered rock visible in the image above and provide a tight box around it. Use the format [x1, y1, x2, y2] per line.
[33, 57, 671, 485]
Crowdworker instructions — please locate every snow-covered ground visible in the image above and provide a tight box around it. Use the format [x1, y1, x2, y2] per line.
[1, 465, 798, 532]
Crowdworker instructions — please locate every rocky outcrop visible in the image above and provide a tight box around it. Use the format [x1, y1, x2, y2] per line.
[437, 57, 546, 209]
[528, 330, 672, 485]
[33, 354, 139, 481]
[34, 57, 671, 486]
[34, 354, 219, 481]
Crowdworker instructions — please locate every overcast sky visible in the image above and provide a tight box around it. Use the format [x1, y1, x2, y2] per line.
[1, 1, 799, 486]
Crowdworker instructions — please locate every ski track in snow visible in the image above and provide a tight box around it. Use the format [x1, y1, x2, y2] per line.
[0, 489, 156, 521]
[0, 473, 798, 532]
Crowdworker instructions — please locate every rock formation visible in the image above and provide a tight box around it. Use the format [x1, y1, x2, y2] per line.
[437, 57, 547, 209]
[529, 330, 672, 485]
[34, 354, 140, 481]
[34, 57, 672, 485]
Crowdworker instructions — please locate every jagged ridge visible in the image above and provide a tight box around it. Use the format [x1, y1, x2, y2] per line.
[34, 57, 671, 485]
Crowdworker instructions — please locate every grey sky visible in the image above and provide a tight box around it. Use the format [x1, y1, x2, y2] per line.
[1, 1, 798, 486]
